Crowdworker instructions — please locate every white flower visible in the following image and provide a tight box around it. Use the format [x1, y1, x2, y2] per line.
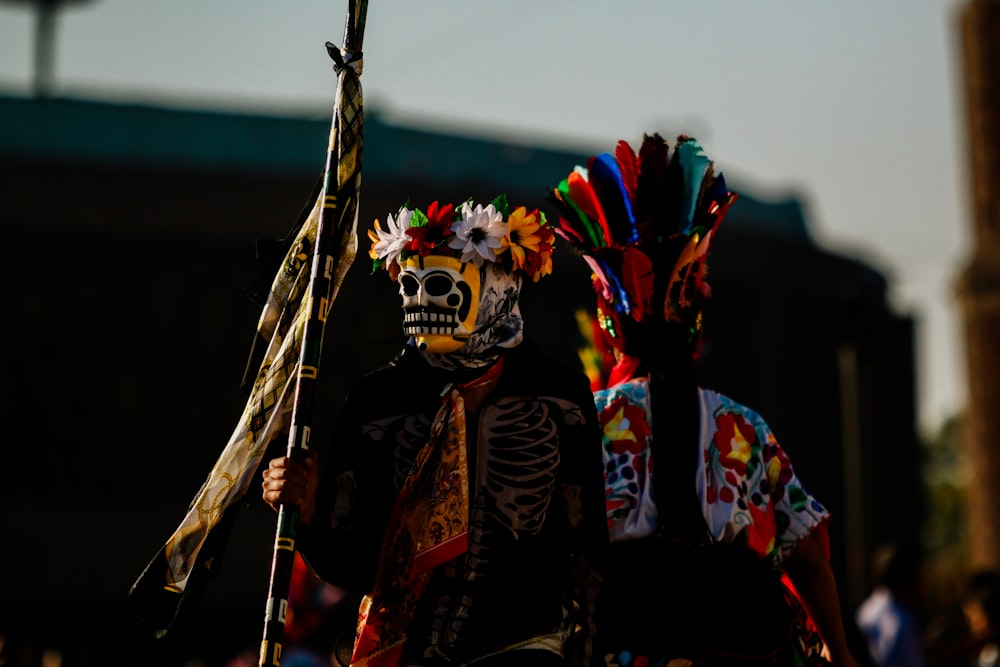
[370, 207, 414, 267]
[448, 202, 506, 266]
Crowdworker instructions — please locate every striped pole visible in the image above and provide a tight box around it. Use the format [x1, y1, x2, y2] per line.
[258, 3, 368, 665]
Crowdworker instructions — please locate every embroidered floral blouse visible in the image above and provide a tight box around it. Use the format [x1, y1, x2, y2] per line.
[596, 377, 829, 563]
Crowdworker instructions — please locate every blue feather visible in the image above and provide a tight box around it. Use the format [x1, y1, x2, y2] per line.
[588, 152, 638, 245]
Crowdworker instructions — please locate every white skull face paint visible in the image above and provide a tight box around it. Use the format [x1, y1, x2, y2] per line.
[397, 255, 482, 354]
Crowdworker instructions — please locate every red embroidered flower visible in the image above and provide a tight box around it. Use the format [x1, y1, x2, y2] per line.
[713, 411, 755, 477]
[600, 396, 650, 455]
[762, 433, 793, 492]
[746, 500, 777, 557]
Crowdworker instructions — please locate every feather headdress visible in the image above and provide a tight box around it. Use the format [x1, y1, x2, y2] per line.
[549, 133, 736, 373]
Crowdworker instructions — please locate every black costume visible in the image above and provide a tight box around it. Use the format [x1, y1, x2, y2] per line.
[298, 340, 608, 666]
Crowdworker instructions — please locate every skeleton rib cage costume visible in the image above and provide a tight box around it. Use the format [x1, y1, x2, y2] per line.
[297, 197, 609, 667]
[299, 341, 606, 665]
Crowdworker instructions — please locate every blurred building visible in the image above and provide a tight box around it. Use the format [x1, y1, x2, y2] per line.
[957, 0, 1000, 573]
[0, 94, 918, 665]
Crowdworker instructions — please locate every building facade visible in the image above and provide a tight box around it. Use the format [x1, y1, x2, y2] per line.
[957, 0, 1000, 571]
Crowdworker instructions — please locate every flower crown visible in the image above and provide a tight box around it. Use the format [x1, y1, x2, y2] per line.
[368, 194, 556, 283]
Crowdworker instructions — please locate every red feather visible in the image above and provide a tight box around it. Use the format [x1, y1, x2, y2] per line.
[618, 246, 656, 322]
[635, 134, 672, 242]
[555, 220, 585, 245]
[614, 140, 639, 205]
[567, 171, 613, 246]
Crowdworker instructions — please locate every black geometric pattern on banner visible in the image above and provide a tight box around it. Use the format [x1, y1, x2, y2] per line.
[339, 76, 362, 156]
[249, 328, 299, 439]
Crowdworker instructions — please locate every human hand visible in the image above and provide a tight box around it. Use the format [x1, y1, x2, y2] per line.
[261, 452, 318, 526]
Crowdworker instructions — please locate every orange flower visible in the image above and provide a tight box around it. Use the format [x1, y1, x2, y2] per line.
[501, 206, 553, 280]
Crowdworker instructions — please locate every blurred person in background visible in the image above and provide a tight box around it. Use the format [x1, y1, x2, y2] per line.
[855, 542, 929, 667]
[961, 570, 1000, 667]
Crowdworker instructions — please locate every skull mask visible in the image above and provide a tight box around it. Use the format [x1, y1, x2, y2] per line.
[397, 255, 481, 354]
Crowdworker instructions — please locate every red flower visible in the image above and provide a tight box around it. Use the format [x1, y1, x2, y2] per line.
[426, 201, 456, 225]
[713, 411, 756, 477]
[406, 201, 455, 256]
[746, 500, 777, 557]
[599, 396, 651, 455]
[762, 433, 793, 492]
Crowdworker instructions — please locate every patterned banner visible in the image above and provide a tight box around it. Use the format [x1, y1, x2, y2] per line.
[128, 2, 367, 647]
[259, 4, 367, 663]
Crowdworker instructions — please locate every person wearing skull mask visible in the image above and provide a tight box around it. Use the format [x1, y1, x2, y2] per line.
[262, 196, 609, 667]
[548, 134, 860, 667]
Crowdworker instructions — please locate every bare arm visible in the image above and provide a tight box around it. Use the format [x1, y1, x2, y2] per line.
[782, 530, 861, 667]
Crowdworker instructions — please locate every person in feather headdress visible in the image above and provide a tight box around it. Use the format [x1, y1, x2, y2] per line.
[547, 133, 860, 667]
[262, 195, 609, 667]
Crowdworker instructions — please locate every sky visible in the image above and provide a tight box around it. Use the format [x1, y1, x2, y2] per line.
[0, 0, 973, 437]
